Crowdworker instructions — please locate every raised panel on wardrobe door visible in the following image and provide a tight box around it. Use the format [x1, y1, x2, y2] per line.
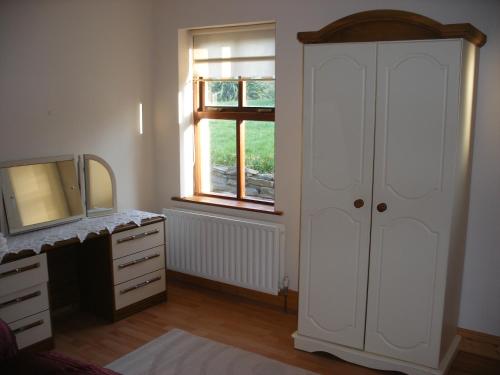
[365, 39, 463, 368]
[298, 43, 376, 350]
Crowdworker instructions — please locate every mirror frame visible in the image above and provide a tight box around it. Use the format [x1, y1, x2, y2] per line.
[82, 154, 117, 217]
[0, 155, 85, 235]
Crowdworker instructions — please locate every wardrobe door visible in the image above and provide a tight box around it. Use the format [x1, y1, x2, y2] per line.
[298, 43, 376, 349]
[365, 40, 462, 367]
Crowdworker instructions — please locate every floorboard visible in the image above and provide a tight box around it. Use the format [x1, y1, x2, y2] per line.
[53, 281, 500, 375]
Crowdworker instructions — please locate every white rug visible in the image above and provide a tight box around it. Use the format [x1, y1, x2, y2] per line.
[106, 329, 317, 375]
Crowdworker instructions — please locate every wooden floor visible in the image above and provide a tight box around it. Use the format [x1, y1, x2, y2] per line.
[54, 281, 500, 375]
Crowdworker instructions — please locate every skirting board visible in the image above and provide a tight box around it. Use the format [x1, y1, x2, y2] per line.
[457, 327, 500, 361]
[167, 270, 298, 313]
[293, 332, 461, 375]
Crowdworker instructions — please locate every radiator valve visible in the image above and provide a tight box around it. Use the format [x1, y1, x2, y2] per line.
[279, 275, 289, 296]
[279, 276, 290, 313]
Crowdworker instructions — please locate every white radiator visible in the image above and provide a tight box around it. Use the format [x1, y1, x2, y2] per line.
[163, 209, 285, 295]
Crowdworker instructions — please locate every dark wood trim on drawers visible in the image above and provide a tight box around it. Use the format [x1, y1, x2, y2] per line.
[19, 337, 55, 353]
[109, 218, 167, 322]
[104, 218, 167, 322]
[78, 234, 115, 322]
[112, 292, 167, 322]
[0, 217, 165, 265]
[111, 216, 165, 234]
[297, 10, 487, 47]
[0, 215, 166, 353]
[2, 216, 167, 323]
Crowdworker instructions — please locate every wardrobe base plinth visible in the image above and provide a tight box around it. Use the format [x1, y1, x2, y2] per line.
[292, 332, 460, 375]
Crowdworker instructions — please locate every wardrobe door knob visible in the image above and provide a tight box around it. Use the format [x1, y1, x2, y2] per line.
[377, 203, 387, 212]
[353, 199, 364, 208]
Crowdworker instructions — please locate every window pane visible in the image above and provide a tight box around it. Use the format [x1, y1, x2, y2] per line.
[244, 121, 275, 201]
[205, 81, 238, 107]
[244, 80, 275, 108]
[199, 119, 237, 197]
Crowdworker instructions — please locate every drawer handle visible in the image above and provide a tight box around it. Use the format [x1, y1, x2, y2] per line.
[0, 263, 40, 279]
[12, 319, 44, 335]
[118, 253, 161, 269]
[117, 229, 160, 244]
[0, 291, 42, 309]
[119, 276, 162, 295]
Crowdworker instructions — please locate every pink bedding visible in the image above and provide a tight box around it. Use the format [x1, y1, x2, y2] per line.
[0, 319, 120, 375]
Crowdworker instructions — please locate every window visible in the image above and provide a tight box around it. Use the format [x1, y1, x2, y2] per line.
[192, 24, 275, 205]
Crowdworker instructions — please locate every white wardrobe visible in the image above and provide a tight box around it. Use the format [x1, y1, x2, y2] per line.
[294, 10, 486, 375]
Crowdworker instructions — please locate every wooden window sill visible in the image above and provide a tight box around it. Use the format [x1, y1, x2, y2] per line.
[172, 196, 283, 215]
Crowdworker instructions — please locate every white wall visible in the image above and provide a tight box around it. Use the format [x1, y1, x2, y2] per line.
[1, 0, 498, 337]
[152, 0, 500, 336]
[0, 0, 156, 211]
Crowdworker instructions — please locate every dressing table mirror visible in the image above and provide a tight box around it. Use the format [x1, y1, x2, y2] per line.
[0, 154, 118, 234]
[82, 154, 117, 217]
[0, 155, 84, 235]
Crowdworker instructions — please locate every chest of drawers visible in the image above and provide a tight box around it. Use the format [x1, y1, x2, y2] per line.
[0, 215, 167, 350]
[0, 254, 52, 349]
[110, 220, 167, 319]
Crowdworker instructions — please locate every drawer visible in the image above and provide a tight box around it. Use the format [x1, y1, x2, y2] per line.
[9, 309, 52, 349]
[0, 254, 48, 296]
[112, 222, 164, 259]
[114, 269, 165, 310]
[0, 283, 49, 324]
[113, 245, 165, 285]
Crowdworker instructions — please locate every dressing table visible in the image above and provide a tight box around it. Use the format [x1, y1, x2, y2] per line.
[0, 155, 167, 352]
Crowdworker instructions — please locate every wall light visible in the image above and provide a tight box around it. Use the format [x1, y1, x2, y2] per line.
[139, 102, 143, 134]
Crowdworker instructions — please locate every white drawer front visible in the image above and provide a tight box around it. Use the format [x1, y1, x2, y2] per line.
[0, 283, 49, 324]
[112, 222, 164, 259]
[114, 269, 165, 310]
[9, 309, 52, 349]
[113, 245, 165, 285]
[0, 254, 48, 296]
